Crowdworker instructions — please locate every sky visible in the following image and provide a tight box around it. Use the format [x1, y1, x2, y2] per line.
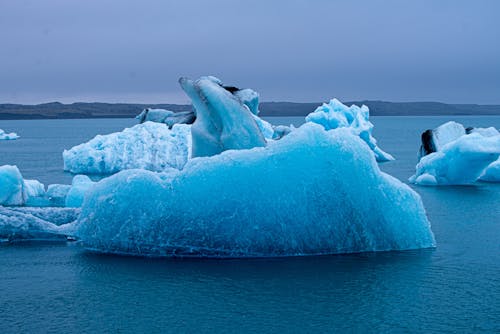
[1, 0, 499, 104]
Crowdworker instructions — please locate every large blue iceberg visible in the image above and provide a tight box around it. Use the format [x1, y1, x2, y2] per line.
[75, 123, 435, 257]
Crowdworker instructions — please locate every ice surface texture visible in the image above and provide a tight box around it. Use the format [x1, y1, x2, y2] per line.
[0, 165, 26, 205]
[411, 121, 500, 185]
[63, 122, 191, 174]
[136, 109, 196, 128]
[0, 165, 96, 207]
[76, 124, 435, 258]
[179, 76, 267, 158]
[0, 129, 19, 140]
[65, 175, 95, 207]
[0, 206, 79, 241]
[481, 159, 500, 182]
[305, 99, 394, 162]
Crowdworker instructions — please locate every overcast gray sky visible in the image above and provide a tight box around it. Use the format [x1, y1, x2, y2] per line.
[1, 0, 499, 104]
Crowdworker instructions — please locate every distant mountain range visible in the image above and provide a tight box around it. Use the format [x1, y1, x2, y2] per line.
[0, 101, 499, 119]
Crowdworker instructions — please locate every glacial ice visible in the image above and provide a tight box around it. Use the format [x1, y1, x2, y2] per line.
[0, 165, 25, 206]
[0, 206, 79, 241]
[65, 175, 95, 207]
[480, 159, 500, 182]
[179, 76, 266, 158]
[410, 133, 500, 185]
[0, 165, 97, 207]
[233, 88, 260, 115]
[63, 122, 191, 174]
[0, 129, 19, 140]
[75, 123, 435, 258]
[136, 108, 196, 128]
[412, 121, 500, 185]
[305, 99, 394, 162]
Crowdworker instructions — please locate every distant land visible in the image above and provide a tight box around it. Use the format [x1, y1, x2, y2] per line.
[0, 101, 499, 119]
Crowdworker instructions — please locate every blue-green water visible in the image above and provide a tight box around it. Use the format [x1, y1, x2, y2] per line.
[0, 116, 499, 333]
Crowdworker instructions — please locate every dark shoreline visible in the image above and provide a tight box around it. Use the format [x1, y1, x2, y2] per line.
[1, 101, 499, 120]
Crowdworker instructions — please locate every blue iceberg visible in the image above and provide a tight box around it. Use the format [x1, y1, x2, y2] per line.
[412, 121, 500, 185]
[136, 108, 196, 128]
[75, 124, 435, 258]
[0, 128, 19, 140]
[179, 76, 267, 158]
[0, 206, 79, 242]
[305, 99, 394, 162]
[63, 122, 191, 174]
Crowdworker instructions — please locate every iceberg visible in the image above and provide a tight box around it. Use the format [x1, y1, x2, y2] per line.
[65, 175, 95, 207]
[480, 159, 500, 182]
[136, 108, 196, 128]
[412, 121, 500, 185]
[0, 206, 79, 241]
[0, 165, 97, 207]
[418, 121, 466, 160]
[63, 122, 191, 174]
[75, 124, 435, 258]
[179, 76, 267, 158]
[0, 129, 19, 140]
[305, 99, 394, 162]
[0, 165, 25, 206]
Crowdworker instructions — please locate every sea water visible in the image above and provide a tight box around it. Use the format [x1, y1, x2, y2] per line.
[0, 116, 499, 333]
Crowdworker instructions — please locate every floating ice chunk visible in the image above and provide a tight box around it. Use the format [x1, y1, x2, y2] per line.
[480, 159, 500, 182]
[24, 179, 45, 198]
[179, 76, 266, 158]
[415, 122, 500, 184]
[136, 109, 196, 128]
[46, 184, 71, 207]
[0, 129, 19, 140]
[0, 206, 79, 241]
[410, 133, 500, 185]
[305, 99, 394, 162]
[63, 122, 191, 174]
[65, 175, 96, 207]
[0, 165, 25, 205]
[76, 123, 435, 258]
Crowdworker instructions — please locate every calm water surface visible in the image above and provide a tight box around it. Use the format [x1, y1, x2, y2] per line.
[0, 116, 499, 333]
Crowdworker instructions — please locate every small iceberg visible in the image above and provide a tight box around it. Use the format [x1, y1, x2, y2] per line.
[0, 165, 96, 207]
[411, 121, 500, 185]
[305, 99, 394, 162]
[63, 122, 192, 174]
[136, 108, 196, 128]
[0, 206, 79, 242]
[0, 129, 19, 140]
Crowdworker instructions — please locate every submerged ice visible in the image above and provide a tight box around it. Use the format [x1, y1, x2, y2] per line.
[75, 124, 435, 257]
[305, 99, 394, 162]
[411, 121, 500, 185]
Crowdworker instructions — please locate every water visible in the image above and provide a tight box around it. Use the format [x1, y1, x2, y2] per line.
[1, 116, 499, 333]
